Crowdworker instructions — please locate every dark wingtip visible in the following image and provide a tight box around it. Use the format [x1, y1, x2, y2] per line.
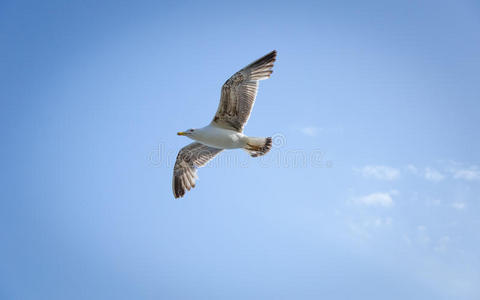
[248, 50, 277, 70]
[173, 176, 185, 199]
[264, 50, 277, 62]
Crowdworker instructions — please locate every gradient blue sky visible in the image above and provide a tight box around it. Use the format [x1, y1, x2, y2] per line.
[2, 0, 480, 299]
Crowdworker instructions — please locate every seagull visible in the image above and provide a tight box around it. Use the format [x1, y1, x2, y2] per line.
[173, 50, 277, 198]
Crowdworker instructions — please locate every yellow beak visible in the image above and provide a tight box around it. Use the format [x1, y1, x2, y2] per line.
[177, 131, 186, 136]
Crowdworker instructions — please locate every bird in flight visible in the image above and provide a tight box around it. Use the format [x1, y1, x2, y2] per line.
[173, 50, 277, 198]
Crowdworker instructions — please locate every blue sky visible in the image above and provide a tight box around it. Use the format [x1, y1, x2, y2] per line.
[1, 0, 480, 299]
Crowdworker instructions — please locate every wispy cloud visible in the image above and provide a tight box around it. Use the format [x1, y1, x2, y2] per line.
[453, 167, 480, 181]
[424, 167, 445, 182]
[373, 217, 392, 227]
[406, 164, 419, 175]
[354, 191, 397, 207]
[355, 165, 400, 180]
[451, 202, 466, 210]
[407, 162, 480, 183]
[299, 126, 344, 137]
[347, 217, 393, 240]
[412, 227, 451, 253]
[406, 164, 445, 181]
[300, 126, 319, 137]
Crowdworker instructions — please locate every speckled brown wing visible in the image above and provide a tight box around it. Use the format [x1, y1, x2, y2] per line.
[212, 50, 276, 132]
[172, 142, 223, 198]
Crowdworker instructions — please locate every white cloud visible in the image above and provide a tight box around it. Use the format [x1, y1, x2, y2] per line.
[451, 202, 466, 210]
[406, 162, 480, 182]
[424, 167, 445, 182]
[417, 225, 427, 231]
[406, 164, 419, 175]
[407, 164, 446, 182]
[453, 168, 480, 181]
[442, 161, 480, 181]
[354, 191, 396, 207]
[355, 165, 400, 180]
[300, 126, 319, 137]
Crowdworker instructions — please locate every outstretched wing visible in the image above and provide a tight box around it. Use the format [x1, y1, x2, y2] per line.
[172, 142, 223, 198]
[212, 50, 276, 132]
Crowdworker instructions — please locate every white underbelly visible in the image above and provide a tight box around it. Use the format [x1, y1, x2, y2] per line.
[196, 126, 246, 149]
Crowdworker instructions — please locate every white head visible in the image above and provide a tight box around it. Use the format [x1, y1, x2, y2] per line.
[177, 128, 197, 139]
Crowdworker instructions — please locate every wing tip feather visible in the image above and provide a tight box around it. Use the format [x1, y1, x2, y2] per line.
[248, 50, 277, 69]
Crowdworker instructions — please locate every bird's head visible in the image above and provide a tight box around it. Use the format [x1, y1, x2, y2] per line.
[177, 128, 196, 137]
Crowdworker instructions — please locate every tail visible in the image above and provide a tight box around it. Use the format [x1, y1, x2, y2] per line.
[244, 137, 272, 157]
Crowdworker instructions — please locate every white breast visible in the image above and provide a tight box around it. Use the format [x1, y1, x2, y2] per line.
[193, 125, 246, 149]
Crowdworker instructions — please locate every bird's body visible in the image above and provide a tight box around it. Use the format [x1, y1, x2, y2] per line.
[172, 50, 277, 198]
[188, 124, 247, 149]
